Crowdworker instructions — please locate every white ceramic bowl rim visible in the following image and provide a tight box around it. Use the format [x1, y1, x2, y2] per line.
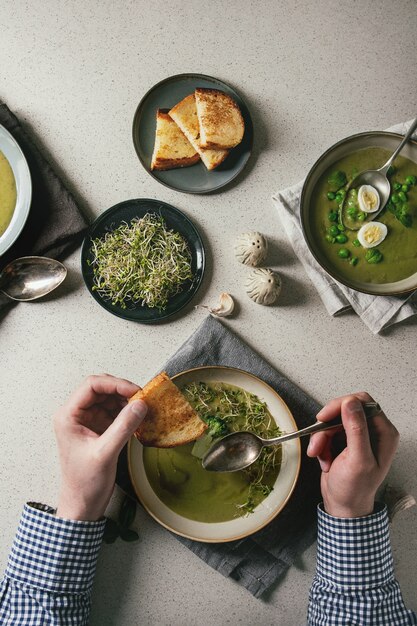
[0, 124, 32, 257]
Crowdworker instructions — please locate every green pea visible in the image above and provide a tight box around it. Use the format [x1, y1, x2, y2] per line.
[350, 256, 359, 266]
[352, 238, 361, 247]
[405, 175, 416, 185]
[347, 206, 357, 216]
[325, 235, 336, 243]
[350, 188, 358, 197]
[338, 189, 346, 199]
[338, 248, 350, 259]
[327, 191, 336, 200]
[391, 194, 400, 204]
[401, 184, 409, 193]
[365, 248, 383, 264]
[393, 182, 402, 191]
[328, 211, 338, 222]
[347, 199, 356, 208]
[335, 233, 348, 243]
[357, 212, 367, 221]
[398, 191, 407, 202]
[329, 225, 339, 236]
[387, 166, 395, 176]
[335, 193, 342, 203]
[337, 223, 345, 231]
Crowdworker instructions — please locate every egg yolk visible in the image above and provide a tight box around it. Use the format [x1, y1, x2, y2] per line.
[362, 189, 378, 210]
[363, 225, 382, 245]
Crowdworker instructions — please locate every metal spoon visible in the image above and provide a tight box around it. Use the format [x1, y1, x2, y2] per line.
[202, 401, 381, 472]
[340, 118, 417, 230]
[0, 256, 67, 301]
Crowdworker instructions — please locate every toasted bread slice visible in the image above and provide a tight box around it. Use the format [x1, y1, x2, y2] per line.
[151, 109, 200, 171]
[195, 88, 244, 149]
[169, 95, 228, 170]
[130, 371, 207, 447]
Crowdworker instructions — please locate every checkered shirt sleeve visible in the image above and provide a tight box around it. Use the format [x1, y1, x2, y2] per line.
[0, 502, 105, 625]
[308, 503, 417, 625]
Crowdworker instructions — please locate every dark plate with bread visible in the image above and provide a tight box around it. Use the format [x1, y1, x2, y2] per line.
[132, 73, 253, 194]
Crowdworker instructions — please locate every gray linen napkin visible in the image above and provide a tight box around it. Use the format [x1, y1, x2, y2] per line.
[0, 102, 88, 316]
[272, 120, 417, 334]
[116, 315, 322, 598]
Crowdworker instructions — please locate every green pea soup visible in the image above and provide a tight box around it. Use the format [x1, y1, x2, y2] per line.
[0, 150, 17, 237]
[311, 147, 417, 284]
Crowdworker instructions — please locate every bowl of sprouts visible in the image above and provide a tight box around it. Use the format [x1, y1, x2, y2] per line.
[81, 199, 205, 322]
[128, 366, 301, 542]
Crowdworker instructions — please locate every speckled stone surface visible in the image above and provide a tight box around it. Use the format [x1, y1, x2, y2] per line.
[1, 0, 416, 623]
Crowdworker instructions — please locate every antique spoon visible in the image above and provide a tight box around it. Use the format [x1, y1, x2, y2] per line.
[202, 401, 382, 473]
[340, 118, 417, 230]
[0, 256, 67, 301]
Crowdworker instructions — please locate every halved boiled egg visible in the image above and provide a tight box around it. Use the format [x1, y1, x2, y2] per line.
[357, 221, 388, 248]
[358, 185, 380, 213]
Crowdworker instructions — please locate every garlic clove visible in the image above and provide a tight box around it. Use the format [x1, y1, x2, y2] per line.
[196, 292, 235, 317]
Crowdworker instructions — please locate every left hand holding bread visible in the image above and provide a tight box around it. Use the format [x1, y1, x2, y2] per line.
[54, 374, 147, 521]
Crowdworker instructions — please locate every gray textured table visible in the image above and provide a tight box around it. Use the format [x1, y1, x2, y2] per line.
[1, 1, 416, 624]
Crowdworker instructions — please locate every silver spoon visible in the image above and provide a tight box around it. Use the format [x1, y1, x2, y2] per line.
[202, 401, 381, 472]
[0, 256, 67, 301]
[340, 118, 417, 230]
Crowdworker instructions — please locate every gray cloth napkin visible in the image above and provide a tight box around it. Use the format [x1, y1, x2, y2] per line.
[0, 102, 88, 316]
[272, 120, 417, 334]
[117, 315, 322, 598]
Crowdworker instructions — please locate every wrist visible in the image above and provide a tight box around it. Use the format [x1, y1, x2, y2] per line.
[56, 489, 107, 522]
[323, 498, 375, 519]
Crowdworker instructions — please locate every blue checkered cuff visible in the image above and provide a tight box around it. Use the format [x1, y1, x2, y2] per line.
[5, 503, 106, 593]
[316, 502, 393, 590]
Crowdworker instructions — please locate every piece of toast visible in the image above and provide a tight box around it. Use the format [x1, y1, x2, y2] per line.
[151, 109, 200, 171]
[169, 94, 229, 170]
[195, 88, 245, 150]
[130, 372, 207, 447]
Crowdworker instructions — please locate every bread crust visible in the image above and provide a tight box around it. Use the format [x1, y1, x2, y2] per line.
[130, 372, 207, 447]
[195, 88, 244, 150]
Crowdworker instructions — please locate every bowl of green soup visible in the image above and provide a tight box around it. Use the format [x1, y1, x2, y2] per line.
[128, 366, 301, 542]
[0, 124, 31, 257]
[301, 131, 417, 295]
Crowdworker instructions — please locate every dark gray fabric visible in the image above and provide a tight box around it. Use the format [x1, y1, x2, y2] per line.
[0, 102, 88, 316]
[117, 315, 322, 598]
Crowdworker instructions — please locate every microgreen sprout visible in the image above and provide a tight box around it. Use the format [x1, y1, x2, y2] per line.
[89, 213, 193, 310]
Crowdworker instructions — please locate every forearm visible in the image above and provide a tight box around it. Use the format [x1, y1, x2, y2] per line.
[0, 503, 105, 625]
[308, 503, 417, 626]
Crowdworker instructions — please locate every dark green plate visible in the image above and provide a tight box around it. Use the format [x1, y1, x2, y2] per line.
[81, 199, 205, 323]
[132, 73, 253, 194]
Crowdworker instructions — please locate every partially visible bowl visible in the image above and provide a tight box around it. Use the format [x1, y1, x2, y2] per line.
[0, 124, 32, 257]
[300, 131, 417, 296]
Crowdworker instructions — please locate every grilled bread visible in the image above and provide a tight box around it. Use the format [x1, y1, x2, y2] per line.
[130, 371, 207, 447]
[169, 94, 229, 170]
[195, 88, 245, 149]
[151, 109, 200, 171]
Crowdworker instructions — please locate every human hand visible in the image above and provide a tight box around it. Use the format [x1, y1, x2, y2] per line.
[54, 374, 147, 521]
[307, 393, 399, 518]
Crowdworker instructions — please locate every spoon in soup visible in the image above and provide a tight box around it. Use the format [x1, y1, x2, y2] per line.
[340, 118, 417, 230]
[0, 256, 67, 301]
[202, 401, 381, 473]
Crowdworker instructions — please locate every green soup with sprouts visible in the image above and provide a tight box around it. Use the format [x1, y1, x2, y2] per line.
[143, 382, 282, 523]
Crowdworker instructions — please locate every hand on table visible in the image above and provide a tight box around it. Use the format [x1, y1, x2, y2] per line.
[307, 392, 399, 518]
[54, 374, 147, 521]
